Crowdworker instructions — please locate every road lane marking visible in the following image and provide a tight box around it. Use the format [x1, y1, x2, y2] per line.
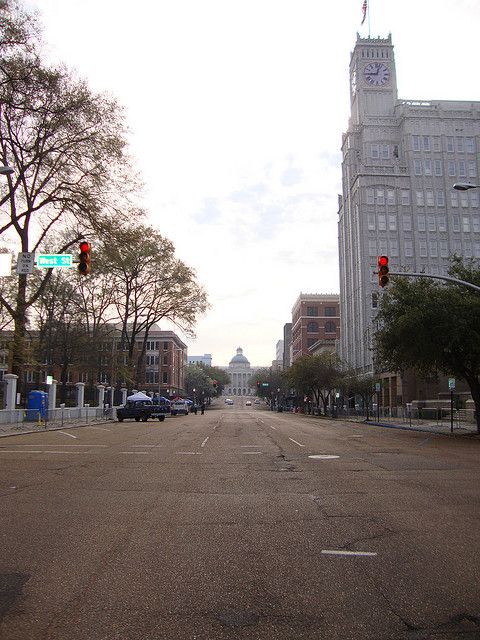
[309, 455, 340, 460]
[12, 444, 107, 447]
[58, 431, 77, 439]
[321, 550, 377, 557]
[177, 452, 202, 455]
[201, 437, 209, 448]
[241, 445, 260, 447]
[242, 451, 262, 455]
[270, 426, 277, 431]
[0, 450, 86, 454]
[289, 438, 305, 447]
[85, 427, 111, 431]
[121, 451, 150, 455]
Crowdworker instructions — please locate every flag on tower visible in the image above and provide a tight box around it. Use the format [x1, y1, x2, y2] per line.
[361, 0, 367, 25]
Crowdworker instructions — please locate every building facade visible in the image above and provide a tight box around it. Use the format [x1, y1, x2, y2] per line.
[221, 347, 260, 396]
[187, 354, 212, 367]
[291, 294, 340, 363]
[339, 34, 480, 379]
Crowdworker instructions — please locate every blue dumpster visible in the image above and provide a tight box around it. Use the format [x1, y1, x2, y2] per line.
[25, 390, 48, 421]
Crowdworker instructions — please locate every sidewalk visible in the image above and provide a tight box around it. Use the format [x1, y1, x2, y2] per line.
[0, 416, 114, 438]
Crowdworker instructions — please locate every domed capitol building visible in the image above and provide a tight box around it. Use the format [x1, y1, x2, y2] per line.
[221, 347, 261, 396]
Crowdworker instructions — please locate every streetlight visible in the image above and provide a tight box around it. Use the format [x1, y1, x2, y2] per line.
[0, 166, 14, 175]
[453, 182, 479, 191]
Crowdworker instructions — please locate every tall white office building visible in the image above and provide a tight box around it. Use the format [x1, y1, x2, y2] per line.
[339, 34, 480, 391]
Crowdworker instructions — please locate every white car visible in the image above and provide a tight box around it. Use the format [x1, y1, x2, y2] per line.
[225, 399, 234, 405]
[245, 400, 252, 406]
[171, 400, 190, 416]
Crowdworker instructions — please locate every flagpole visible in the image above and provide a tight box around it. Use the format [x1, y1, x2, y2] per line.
[368, 0, 371, 37]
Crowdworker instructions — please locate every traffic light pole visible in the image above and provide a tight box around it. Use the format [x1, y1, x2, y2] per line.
[381, 272, 480, 293]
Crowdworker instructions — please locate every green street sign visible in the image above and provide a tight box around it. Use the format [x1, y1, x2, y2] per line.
[37, 254, 73, 268]
[262, 382, 269, 387]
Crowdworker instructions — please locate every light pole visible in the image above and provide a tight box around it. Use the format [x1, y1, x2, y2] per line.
[0, 166, 14, 175]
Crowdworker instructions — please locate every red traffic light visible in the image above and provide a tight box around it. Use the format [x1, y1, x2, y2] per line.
[78, 240, 91, 276]
[377, 255, 389, 287]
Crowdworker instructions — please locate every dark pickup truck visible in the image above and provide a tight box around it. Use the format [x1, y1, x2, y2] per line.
[116, 399, 170, 422]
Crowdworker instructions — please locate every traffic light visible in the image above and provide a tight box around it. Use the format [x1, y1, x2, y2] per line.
[213, 380, 217, 389]
[78, 240, 91, 276]
[256, 380, 260, 389]
[377, 255, 389, 287]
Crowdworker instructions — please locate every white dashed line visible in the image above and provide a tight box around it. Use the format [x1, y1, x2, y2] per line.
[177, 452, 202, 455]
[289, 438, 305, 447]
[321, 550, 377, 557]
[242, 451, 262, 455]
[120, 451, 150, 455]
[58, 431, 77, 439]
[270, 426, 277, 431]
[309, 455, 340, 460]
[201, 437, 209, 448]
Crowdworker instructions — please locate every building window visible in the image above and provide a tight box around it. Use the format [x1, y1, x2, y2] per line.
[429, 241, 438, 257]
[432, 136, 441, 152]
[452, 215, 460, 232]
[464, 241, 472, 258]
[387, 189, 395, 205]
[388, 214, 397, 231]
[390, 238, 399, 256]
[381, 145, 390, 159]
[324, 307, 336, 317]
[446, 136, 454, 152]
[466, 137, 476, 153]
[401, 189, 410, 206]
[473, 216, 480, 233]
[440, 241, 449, 257]
[416, 191, 424, 206]
[475, 243, 480, 258]
[402, 215, 412, 231]
[448, 161, 456, 177]
[458, 160, 466, 177]
[376, 189, 385, 205]
[419, 239, 427, 257]
[426, 190, 434, 207]
[307, 322, 319, 332]
[456, 137, 464, 153]
[460, 192, 469, 208]
[366, 188, 375, 205]
[371, 292, 378, 309]
[404, 239, 413, 257]
[367, 213, 376, 230]
[414, 159, 422, 176]
[378, 213, 386, 230]
[427, 215, 436, 232]
[371, 144, 380, 158]
[438, 215, 447, 232]
[163, 342, 169, 350]
[306, 306, 318, 316]
[463, 216, 470, 233]
[424, 159, 432, 176]
[468, 161, 477, 178]
[163, 355, 168, 365]
[368, 239, 377, 256]
[412, 135, 421, 151]
[417, 215, 426, 231]
[436, 190, 445, 207]
[422, 136, 430, 152]
[451, 192, 458, 207]
[325, 321, 336, 333]
[434, 160, 443, 176]
[162, 372, 168, 384]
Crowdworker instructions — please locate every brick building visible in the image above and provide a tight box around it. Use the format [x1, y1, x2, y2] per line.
[291, 294, 340, 364]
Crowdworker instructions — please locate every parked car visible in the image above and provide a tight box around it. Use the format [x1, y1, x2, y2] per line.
[254, 399, 260, 404]
[225, 399, 234, 405]
[245, 400, 252, 406]
[116, 399, 169, 423]
[171, 400, 190, 416]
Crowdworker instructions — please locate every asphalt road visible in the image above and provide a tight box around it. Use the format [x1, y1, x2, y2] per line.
[0, 399, 479, 640]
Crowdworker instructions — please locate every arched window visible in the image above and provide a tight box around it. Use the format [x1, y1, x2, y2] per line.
[307, 322, 319, 332]
[325, 321, 336, 333]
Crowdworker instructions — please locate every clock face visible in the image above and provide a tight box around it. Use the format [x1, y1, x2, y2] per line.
[364, 62, 390, 86]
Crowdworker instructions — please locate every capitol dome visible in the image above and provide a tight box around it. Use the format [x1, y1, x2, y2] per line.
[229, 347, 250, 365]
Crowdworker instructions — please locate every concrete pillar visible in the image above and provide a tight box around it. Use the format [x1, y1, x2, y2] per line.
[47, 379, 58, 410]
[108, 386, 114, 407]
[121, 388, 128, 405]
[4, 374, 18, 410]
[76, 382, 85, 408]
[97, 385, 105, 408]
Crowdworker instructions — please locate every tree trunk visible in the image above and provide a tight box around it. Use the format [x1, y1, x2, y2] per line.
[464, 373, 480, 434]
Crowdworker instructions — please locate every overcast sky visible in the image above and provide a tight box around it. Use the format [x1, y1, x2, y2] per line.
[28, 0, 480, 366]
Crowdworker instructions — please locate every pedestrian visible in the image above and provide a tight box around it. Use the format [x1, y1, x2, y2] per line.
[200, 402, 205, 415]
[194, 404, 197, 415]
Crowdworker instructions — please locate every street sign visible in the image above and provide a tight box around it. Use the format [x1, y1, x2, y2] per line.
[262, 382, 269, 387]
[448, 378, 456, 390]
[37, 254, 73, 268]
[375, 382, 381, 392]
[16, 252, 35, 274]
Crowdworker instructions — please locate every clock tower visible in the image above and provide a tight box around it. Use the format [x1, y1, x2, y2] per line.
[349, 33, 398, 126]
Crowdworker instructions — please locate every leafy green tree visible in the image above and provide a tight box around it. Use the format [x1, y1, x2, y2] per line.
[339, 371, 377, 420]
[185, 364, 229, 401]
[99, 223, 209, 381]
[0, 4, 137, 393]
[374, 258, 480, 432]
[286, 352, 343, 415]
